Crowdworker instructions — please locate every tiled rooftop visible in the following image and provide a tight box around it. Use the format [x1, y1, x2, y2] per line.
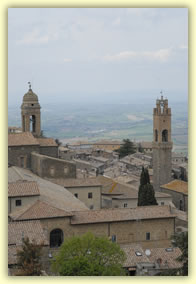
[36, 137, 58, 147]
[8, 181, 40, 197]
[161, 179, 188, 195]
[9, 200, 73, 221]
[121, 244, 150, 267]
[47, 178, 102, 188]
[121, 244, 182, 269]
[8, 166, 88, 211]
[148, 247, 182, 269]
[8, 132, 39, 146]
[8, 220, 49, 246]
[71, 205, 176, 225]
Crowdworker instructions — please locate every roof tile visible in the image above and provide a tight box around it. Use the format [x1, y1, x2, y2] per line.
[8, 181, 40, 197]
[71, 205, 176, 225]
[8, 132, 39, 146]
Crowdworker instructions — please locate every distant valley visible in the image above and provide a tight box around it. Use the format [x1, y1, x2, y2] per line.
[8, 101, 188, 155]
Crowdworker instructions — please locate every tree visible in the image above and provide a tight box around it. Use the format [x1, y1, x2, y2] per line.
[15, 237, 43, 276]
[55, 138, 62, 146]
[156, 232, 188, 276]
[115, 139, 136, 158]
[138, 167, 158, 206]
[172, 232, 188, 276]
[51, 232, 127, 276]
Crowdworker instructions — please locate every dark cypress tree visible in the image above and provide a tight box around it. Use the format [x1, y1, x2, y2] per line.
[115, 139, 136, 158]
[138, 167, 158, 206]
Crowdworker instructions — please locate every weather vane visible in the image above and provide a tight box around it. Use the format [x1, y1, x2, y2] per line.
[28, 81, 31, 90]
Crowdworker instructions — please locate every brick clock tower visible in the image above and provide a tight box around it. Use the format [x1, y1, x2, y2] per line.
[21, 82, 41, 137]
[152, 95, 173, 191]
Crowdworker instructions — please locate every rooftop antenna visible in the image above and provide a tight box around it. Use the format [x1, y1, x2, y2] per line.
[160, 90, 163, 100]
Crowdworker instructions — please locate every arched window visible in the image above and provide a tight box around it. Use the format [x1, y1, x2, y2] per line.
[50, 229, 63, 248]
[155, 129, 158, 142]
[162, 129, 168, 142]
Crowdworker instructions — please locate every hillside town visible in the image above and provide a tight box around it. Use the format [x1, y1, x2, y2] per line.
[8, 85, 188, 276]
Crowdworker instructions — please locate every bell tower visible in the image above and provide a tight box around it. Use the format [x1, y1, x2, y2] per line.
[152, 95, 173, 191]
[21, 82, 41, 137]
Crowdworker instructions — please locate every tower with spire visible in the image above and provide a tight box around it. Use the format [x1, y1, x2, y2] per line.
[21, 82, 41, 137]
[152, 94, 173, 191]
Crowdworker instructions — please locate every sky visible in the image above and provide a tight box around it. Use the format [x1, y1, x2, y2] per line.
[8, 8, 188, 105]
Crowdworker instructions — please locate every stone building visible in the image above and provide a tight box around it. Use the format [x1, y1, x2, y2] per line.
[8, 85, 76, 178]
[152, 96, 173, 191]
[8, 181, 40, 214]
[160, 180, 188, 212]
[47, 178, 102, 210]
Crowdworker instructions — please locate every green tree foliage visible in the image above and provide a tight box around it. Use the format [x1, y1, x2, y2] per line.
[138, 167, 158, 206]
[51, 232, 127, 276]
[156, 232, 188, 276]
[55, 138, 62, 146]
[15, 237, 43, 276]
[172, 232, 188, 276]
[116, 139, 136, 158]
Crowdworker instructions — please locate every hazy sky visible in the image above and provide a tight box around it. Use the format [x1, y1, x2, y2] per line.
[8, 8, 188, 105]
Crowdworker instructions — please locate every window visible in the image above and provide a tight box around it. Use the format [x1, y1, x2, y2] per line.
[88, 192, 93, 199]
[16, 199, 22, 206]
[50, 167, 55, 176]
[50, 229, 63, 248]
[124, 203, 128, 208]
[20, 157, 25, 168]
[179, 200, 183, 211]
[161, 202, 164, 206]
[64, 167, 69, 174]
[146, 232, 150, 240]
[74, 193, 78, 198]
[111, 235, 116, 242]
[155, 129, 158, 142]
[162, 129, 168, 142]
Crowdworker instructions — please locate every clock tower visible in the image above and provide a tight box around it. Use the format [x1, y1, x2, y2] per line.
[152, 95, 173, 191]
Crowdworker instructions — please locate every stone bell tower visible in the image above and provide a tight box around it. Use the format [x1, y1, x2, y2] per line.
[152, 95, 173, 191]
[21, 82, 41, 137]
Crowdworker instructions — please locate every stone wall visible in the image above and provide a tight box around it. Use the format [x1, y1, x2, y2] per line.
[31, 152, 76, 179]
[40, 216, 175, 250]
[8, 195, 39, 214]
[160, 187, 187, 211]
[8, 145, 40, 168]
[66, 185, 102, 210]
[39, 146, 58, 158]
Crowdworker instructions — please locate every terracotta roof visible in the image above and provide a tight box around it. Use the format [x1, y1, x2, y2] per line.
[8, 132, 39, 146]
[71, 205, 176, 225]
[148, 247, 182, 269]
[93, 140, 122, 145]
[8, 181, 40, 197]
[47, 178, 102, 188]
[37, 137, 58, 147]
[161, 180, 188, 195]
[9, 200, 73, 221]
[8, 220, 49, 246]
[121, 244, 150, 267]
[140, 141, 152, 148]
[8, 166, 88, 211]
[121, 244, 182, 269]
